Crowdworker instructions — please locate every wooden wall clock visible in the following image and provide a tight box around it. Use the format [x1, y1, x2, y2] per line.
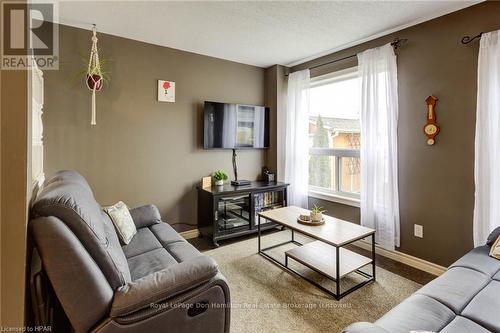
[423, 96, 440, 145]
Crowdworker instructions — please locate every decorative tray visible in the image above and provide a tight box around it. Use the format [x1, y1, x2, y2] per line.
[297, 217, 325, 226]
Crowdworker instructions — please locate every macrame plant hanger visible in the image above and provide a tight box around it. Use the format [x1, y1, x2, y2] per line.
[86, 24, 103, 125]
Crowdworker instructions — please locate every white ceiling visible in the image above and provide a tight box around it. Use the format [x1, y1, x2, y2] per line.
[52, 1, 480, 68]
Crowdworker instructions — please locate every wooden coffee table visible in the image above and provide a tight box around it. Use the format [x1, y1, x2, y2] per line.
[258, 206, 375, 300]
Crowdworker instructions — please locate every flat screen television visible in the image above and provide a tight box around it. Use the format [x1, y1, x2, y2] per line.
[203, 101, 269, 149]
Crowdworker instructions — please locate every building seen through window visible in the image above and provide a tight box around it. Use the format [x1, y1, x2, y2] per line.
[308, 68, 360, 198]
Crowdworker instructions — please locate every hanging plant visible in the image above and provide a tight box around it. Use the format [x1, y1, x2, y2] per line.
[73, 51, 111, 88]
[86, 24, 103, 125]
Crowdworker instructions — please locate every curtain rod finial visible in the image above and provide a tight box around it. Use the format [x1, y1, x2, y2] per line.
[391, 38, 408, 50]
[461, 32, 483, 44]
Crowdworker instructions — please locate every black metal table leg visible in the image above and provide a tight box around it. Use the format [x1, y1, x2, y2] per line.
[258, 215, 261, 253]
[336, 246, 340, 299]
[372, 233, 376, 280]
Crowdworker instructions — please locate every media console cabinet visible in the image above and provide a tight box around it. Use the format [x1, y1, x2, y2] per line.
[197, 181, 289, 247]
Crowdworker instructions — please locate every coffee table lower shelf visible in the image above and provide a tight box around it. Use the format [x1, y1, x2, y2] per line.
[258, 233, 375, 300]
[285, 241, 373, 280]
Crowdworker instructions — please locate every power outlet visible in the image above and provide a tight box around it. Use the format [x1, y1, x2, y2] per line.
[414, 224, 424, 238]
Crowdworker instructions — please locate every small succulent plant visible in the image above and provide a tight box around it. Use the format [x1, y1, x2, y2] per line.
[213, 170, 228, 181]
[311, 204, 326, 214]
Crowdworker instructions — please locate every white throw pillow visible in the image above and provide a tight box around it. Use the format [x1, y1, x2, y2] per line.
[103, 201, 137, 244]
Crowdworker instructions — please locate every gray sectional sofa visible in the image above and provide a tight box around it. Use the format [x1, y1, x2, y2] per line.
[30, 170, 230, 333]
[344, 243, 500, 333]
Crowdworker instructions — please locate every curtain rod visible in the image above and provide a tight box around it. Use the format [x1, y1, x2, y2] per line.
[285, 37, 408, 76]
[461, 32, 483, 44]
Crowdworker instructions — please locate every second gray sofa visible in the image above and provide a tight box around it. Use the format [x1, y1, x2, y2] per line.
[343, 242, 500, 333]
[30, 170, 230, 333]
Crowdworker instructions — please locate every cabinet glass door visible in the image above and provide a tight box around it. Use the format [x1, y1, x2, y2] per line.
[216, 194, 251, 235]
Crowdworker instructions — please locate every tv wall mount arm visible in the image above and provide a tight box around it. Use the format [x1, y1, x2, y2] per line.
[231, 149, 250, 186]
[232, 149, 238, 181]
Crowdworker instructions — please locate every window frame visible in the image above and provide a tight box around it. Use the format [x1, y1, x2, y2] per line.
[308, 67, 361, 206]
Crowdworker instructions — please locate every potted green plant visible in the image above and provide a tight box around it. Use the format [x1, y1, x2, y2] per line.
[73, 50, 112, 89]
[310, 204, 326, 223]
[213, 170, 228, 186]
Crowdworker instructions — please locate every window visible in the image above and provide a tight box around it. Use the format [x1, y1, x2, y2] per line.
[308, 67, 360, 202]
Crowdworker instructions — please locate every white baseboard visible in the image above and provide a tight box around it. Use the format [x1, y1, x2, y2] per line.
[354, 240, 446, 276]
[180, 228, 200, 240]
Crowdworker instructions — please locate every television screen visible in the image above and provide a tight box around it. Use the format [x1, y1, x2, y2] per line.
[203, 101, 269, 149]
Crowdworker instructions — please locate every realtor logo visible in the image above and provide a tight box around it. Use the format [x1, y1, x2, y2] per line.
[1, 1, 59, 69]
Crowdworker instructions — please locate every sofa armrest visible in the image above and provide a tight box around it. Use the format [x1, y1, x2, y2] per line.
[129, 204, 162, 228]
[111, 256, 218, 317]
[342, 322, 390, 333]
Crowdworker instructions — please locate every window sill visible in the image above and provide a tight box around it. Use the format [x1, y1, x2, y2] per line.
[308, 190, 360, 208]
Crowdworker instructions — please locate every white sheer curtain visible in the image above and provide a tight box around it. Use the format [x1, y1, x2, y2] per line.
[280, 69, 310, 208]
[473, 30, 500, 246]
[358, 44, 400, 250]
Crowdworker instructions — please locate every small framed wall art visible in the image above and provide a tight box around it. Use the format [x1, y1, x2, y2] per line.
[158, 80, 175, 103]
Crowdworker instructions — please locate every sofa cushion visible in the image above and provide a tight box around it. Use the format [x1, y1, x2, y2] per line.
[461, 280, 500, 333]
[416, 267, 491, 313]
[100, 211, 133, 286]
[112, 256, 219, 317]
[165, 241, 202, 262]
[33, 179, 107, 241]
[124, 222, 203, 281]
[127, 248, 178, 281]
[376, 294, 455, 333]
[122, 228, 162, 259]
[440, 316, 492, 333]
[449, 246, 500, 277]
[43, 169, 93, 192]
[32, 171, 131, 288]
[149, 223, 185, 246]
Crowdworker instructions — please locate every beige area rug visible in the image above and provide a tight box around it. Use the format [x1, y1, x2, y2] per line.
[204, 231, 421, 333]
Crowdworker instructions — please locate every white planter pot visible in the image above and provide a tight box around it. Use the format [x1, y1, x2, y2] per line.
[310, 212, 323, 222]
[215, 180, 224, 186]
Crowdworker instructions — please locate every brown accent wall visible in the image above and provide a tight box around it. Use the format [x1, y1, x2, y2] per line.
[264, 65, 288, 173]
[0, 55, 30, 326]
[43, 24, 266, 229]
[0, 0, 31, 325]
[300, 2, 500, 266]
